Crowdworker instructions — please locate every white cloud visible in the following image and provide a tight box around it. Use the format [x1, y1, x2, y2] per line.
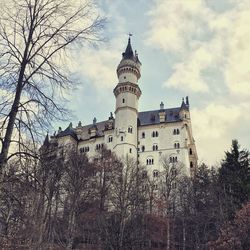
[145, 0, 250, 164]
[192, 101, 250, 165]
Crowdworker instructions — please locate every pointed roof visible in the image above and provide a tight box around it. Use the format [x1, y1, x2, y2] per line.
[180, 98, 189, 110]
[122, 37, 134, 59]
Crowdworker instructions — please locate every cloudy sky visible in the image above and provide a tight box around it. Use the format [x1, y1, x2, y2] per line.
[58, 0, 250, 166]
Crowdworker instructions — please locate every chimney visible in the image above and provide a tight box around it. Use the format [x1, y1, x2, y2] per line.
[159, 102, 166, 122]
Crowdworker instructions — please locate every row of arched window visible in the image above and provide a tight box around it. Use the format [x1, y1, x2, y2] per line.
[146, 158, 154, 165]
[118, 85, 137, 94]
[173, 129, 180, 135]
[96, 144, 104, 150]
[174, 143, 180, 149]
[140, 145, 158, 152]
[80, 146, 89, 153]
[119, 67, 138, 77]
[170, 156, 178, 163]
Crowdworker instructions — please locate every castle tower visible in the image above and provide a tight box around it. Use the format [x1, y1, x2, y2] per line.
[113, 37, 142, 160]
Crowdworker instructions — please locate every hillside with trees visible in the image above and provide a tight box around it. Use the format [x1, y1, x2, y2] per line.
[0, 140, 249, 249]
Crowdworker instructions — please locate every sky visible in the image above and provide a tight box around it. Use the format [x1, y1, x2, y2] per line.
[56, 0, 250, 166]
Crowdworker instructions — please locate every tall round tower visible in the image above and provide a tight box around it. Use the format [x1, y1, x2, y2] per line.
[113, 37, 142, 160]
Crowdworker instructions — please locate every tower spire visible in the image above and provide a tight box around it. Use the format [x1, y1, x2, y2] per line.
[122, 34, 134, 59]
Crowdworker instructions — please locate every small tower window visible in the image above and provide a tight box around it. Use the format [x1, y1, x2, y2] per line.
[129, 148, 132, 153]
[190, 161, 194, 168]
[153, 144, 158, 151]
[142, 132, 145, 139]
[122, 98, 125, 103]
[128, 126, 133, 133]
[142, 146, 145, 152]
[189, 148, 193, 155]
[121, 136, 123, 142]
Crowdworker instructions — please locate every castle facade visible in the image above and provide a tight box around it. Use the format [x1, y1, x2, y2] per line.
[48, 38, 198, 177]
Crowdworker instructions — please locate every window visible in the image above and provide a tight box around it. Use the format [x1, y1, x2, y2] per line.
[174, 143, 180, 149]
[128, 126, 133, 133]
[170, 156, 178, 163]
[153, 184, 158, 190]
[190, 161, 194, 168]
[121, 136, 124, 142]
[142, 132, 145, 138]
[146, 157, 154, 165]
[189, 148, 193, 155]
[129, 148, 132, 153]
[152, 131, 158, 137]
[153, 144, 158, 151]
[96, 144, 102, 150]
[108, 136, 113, 143]
[122, 98, 125, 103]
[141, 146, 145, 152]
[153, 170, 159, 178]
[174, 129, 180, 135]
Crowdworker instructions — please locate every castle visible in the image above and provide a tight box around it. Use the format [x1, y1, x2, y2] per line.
[46, 38, 198, 177]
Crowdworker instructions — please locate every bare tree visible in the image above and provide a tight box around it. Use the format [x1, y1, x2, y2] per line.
[0, 0, 105, 170]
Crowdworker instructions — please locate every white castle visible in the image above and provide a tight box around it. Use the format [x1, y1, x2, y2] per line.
[45, 38, 198, 177]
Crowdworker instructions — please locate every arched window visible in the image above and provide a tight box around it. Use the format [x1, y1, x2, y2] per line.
[146, 157, 154, 165]
[129, 148, 132, 153]
[155, 131, 158, 137]
[128, 126, 133, 133]
[108, 136, 113, 143]
[153, 144, 158, 151]
[190, 161, 193, 168]
[142, 132, 145, 138]
[122, 98, 125, 103]
[189, 148, 193, 155]
[170, 157, 173, 163]
[176, 129, 180, 134]
[142, 146, 145, 152]
[173, 129, 176, 135]
[153, 170, 159, 178]
[152, 131, 155, 137]
[121, 136, 123, 142]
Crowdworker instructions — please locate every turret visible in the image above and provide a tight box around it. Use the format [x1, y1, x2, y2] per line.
[113, 37, 142, 160]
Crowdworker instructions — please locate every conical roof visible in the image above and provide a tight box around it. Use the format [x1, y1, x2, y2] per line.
[122, 37, 134, 59]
